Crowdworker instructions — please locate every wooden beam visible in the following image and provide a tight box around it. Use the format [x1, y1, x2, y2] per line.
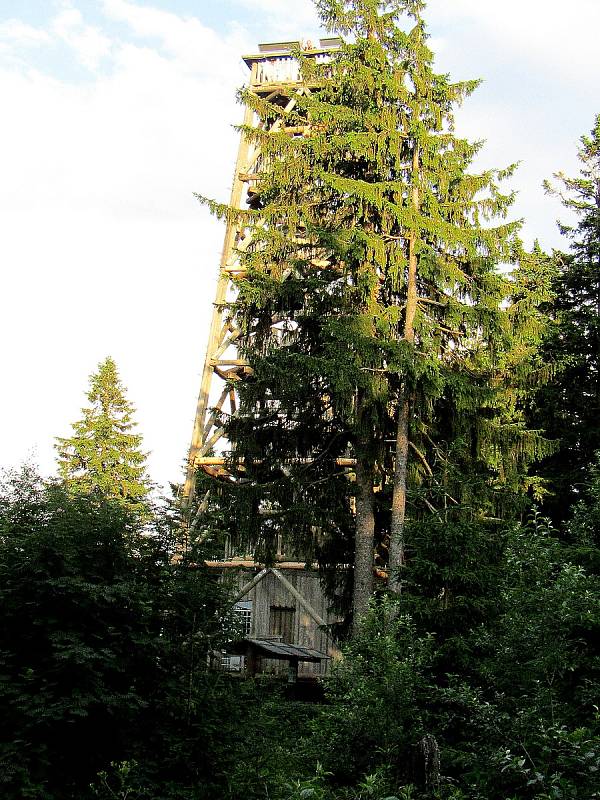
[189, 489, 211, 536]
[205, 560, 320, 570]
[202, 387, 230, 439]
[198, 427, 226, 458]
[197, 456, 356, 467]
[232, 568, 269, 602]
[217, 320, 233, 347]
[271, 568, 326, 627]
[213, 328, 242, 360]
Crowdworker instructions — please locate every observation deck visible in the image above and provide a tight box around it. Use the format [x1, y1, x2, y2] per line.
[242, 38, 342, 89]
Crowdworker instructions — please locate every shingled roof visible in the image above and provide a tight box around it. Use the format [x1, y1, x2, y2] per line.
[226, 637, 330, 663]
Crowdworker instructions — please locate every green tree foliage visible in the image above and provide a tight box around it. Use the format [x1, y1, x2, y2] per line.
[0, 468, 230, 799]
[55, 357, 150, 516]
[197, 0, 550, 630]
[504, 242, 560, 503]
[399, 516, 505, 677]
[277, 514, 600, 800]
[310, 604, 431, 789]
[565, 451, 600, 574]
[450, 514, 600, 800]
[534, 115, 600, 520]
[0, 468, 158, 797]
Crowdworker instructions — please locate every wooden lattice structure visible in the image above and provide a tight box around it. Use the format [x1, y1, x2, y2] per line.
[183, 39, 342, 513]
[181, 41, 345, 678]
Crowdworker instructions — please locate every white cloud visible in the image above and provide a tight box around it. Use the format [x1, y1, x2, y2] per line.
[0, 3, 247, 490]
[0, 7, 112, 71]
[429, 0, 600, 88]
[234, 0, 321, 39]
[0, 19, 51, 46]
[102, 0, 250, 79]
[52, 7, 112, 70]
[0, 18, 52, 66]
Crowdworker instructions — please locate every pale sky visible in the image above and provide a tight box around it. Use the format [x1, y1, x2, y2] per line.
[1, 0, 599, 494]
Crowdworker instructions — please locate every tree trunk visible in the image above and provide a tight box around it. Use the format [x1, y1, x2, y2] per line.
[352, 447, 375, 635]
[389, 143, 420, 594]
[389, 392, 410, 592]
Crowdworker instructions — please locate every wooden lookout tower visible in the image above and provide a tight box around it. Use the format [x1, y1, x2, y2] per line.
[183, 39, 343, 678]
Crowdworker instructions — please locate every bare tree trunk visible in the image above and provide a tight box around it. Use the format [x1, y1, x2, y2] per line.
[352, 447, 375, 635]
[389, 143, 420, 594]
[389, 392, 410, 592]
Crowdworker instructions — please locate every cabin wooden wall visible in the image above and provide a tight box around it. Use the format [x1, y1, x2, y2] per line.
[227, 568, 340, 677]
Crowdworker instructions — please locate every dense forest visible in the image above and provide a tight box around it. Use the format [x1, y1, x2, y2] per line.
[2, 1, 600, 798]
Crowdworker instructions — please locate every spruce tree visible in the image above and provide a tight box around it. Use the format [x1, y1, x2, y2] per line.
[533, 115, 600, 521]
[56, 357, 150, 516]
[198, 0, 547, 631]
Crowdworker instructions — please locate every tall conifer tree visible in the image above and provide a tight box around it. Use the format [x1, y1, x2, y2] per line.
[199, 0, 546, 630]
[56, 357, 150, 516]
[533, 115, 600, 520]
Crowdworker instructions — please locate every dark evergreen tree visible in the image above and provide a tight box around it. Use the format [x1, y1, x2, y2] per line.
[565, 451, 600, 574]
[534, 115, 600, 521]
[0, 468, 160, 797]
[55, 357, 150, 517]
[0, 467, 231, 800]
[292, 514, 600, 800]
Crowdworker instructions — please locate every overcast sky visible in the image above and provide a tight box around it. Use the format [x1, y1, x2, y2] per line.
[1, 0, 599, 494]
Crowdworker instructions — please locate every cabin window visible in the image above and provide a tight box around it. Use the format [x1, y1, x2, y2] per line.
[269, 605, 295, 643]
[234, 600, 253, 637]
[221, 601, 253, 671]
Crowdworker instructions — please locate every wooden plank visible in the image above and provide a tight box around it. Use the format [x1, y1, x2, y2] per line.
[211, 359, 250, 367]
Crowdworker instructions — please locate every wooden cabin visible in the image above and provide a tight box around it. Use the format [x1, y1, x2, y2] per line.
[206, 559, 341, 678]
